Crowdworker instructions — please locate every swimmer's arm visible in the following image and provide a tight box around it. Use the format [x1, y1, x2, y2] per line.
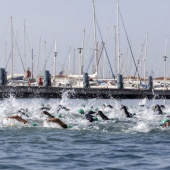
[41, 111, 55, 118]
[47, 118, 68, 128]
[7, 115, 28, 124]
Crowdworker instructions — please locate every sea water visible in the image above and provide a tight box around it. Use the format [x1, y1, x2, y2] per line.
[0, 94, 170, 170]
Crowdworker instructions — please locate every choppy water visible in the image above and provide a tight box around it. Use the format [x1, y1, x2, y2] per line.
[0, 93, 170, 170]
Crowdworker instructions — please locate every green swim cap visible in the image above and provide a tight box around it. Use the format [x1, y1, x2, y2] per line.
[68, 125, 73, 128]
[160, 119, 170, 126]
[131, 113, 136, 116]
[32, 123, 38, 127]
[77, 109, 84, 114]
[57, 113, 62, 118]
[94, 107, 99, 112]
[93, 116, 98, 121]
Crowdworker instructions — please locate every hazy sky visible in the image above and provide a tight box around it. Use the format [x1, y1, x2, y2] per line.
[0, 0, 170, 78]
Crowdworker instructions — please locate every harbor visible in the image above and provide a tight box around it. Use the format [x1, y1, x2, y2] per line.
[1, 65, 170, 99]
[1, 1, 170, 170]
[1, 0, 170, 101]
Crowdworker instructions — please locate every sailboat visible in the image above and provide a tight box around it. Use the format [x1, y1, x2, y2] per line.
[68, 71, 97, 79]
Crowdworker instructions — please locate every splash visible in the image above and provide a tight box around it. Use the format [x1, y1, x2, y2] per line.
[0, 95, 169, 133]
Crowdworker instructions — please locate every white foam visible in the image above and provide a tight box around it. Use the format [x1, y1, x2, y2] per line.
[0, 95, 168, 133]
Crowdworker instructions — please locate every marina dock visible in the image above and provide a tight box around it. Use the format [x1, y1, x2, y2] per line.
[0, 86, 169, 99]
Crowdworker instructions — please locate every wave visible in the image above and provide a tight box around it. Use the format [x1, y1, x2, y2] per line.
[0, 94, 170, 134]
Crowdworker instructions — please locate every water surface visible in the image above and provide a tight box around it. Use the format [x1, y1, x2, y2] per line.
[0, 96, 169, 170]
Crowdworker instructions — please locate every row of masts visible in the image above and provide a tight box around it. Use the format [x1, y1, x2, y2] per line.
[5, 1, 168, 82]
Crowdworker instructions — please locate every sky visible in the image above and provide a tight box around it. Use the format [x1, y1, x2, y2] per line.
[0, 0, 170, 78]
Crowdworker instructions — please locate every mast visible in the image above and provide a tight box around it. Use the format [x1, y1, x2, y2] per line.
[78, 48, 83, 87]
[144, 32, 148, 83]
[53, 38, 57, 82]
[116, 0, 120, 75]
[81, 30, 85, 74]
[103, 28, 108, 79]
[37, 37, 41, 77]
[92, 0, 98, 81]
[73, 48, 75, 74]
[114, 25, 117, 76]
[11, 17, 14, 78]
[165, 37, 168, 57]
[68, 47, 71, 75]
[4, 41, 7, 67]
[32, 49, 34, 79]
[163, 37, 168, 89]
[44, 41, 47, 70]
[23, 19, 26, 70]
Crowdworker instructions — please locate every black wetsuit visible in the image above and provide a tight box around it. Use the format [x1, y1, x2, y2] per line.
[85, 114, 96, 122]
[85, 110, 109, 122]
[106, 105, 113, 109]
[153, 104, 163, 115]
[40, 107, 51, 111]
[41, 111, 55, 118]
[97, 111, 109, 120]
[17, 109, 29, 117]
[57, 105, 70, 112]
[102, 104, 113, 109]
[85, 110, 95, 122]
[121, 106, 133, 118]
[160, 105, 165, 109]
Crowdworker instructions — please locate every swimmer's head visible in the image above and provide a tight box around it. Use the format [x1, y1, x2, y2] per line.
[41, 103, 45, 107]
[77, 109, 84, 114]
[81, 104, 85, 108]
[121, 105, 127, 111]
[47, 104, 51, 109]
[94, 107, 99, 112]
[160, 119, 170, 126]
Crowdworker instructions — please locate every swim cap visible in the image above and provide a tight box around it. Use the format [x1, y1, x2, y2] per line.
[81, 104, 85, 108]
[67, 125, 73, 128]
[32, 123, 38, 127]
[77, 109, 84, 114]
[160, 119, 170, 126]
[94, 107, 99, 111]
[131, 113, 136, 117]
[93, 116, 98, 121]
[57, 113, 62, 118]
